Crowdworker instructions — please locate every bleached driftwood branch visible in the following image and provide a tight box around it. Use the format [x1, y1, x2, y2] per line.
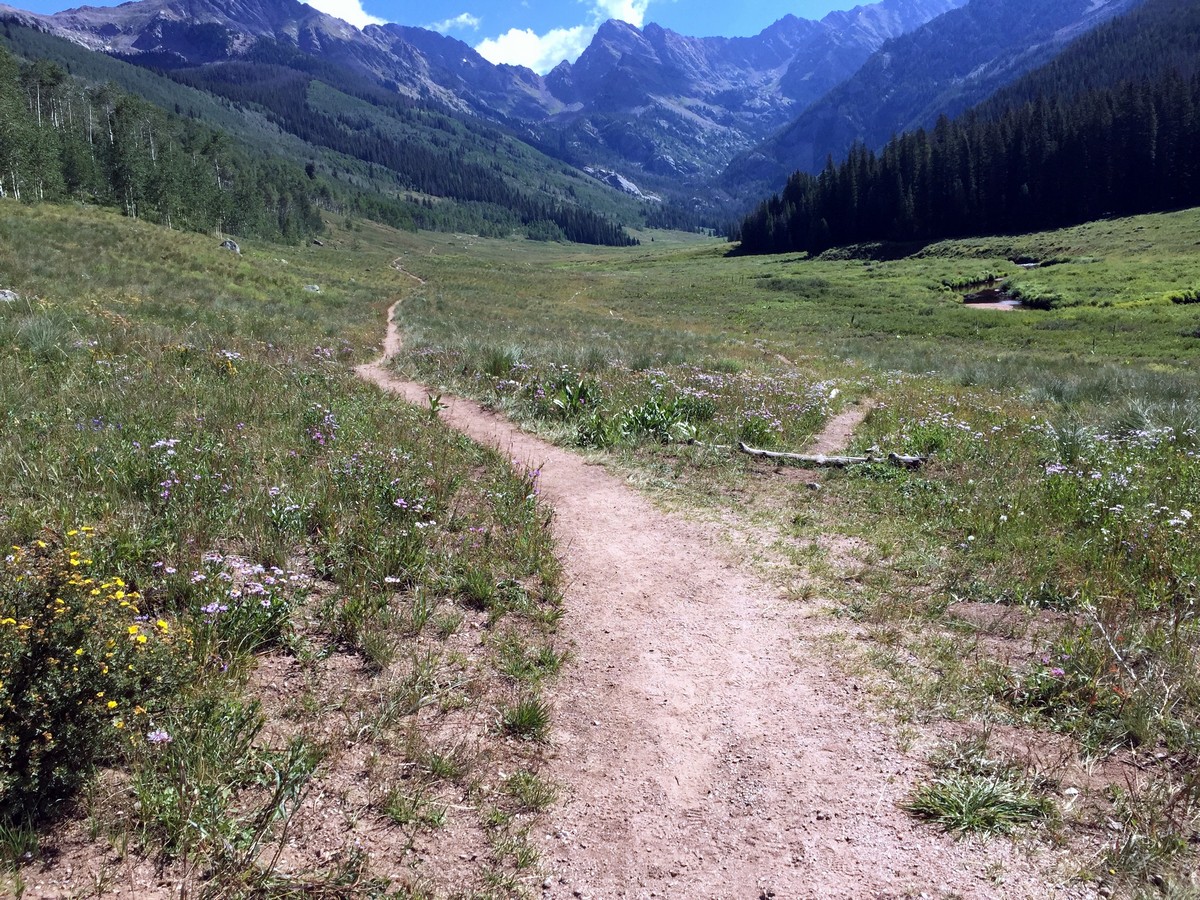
[737, 443, 926, 468]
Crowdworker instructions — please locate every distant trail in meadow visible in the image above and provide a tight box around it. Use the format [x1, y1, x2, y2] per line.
[390, 256, 427, 285]
[356, 303, 1077, 899]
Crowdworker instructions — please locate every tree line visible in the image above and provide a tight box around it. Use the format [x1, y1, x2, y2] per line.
[734, 68, 1200, 255]
[0, 43, 322, 240]
[171, 59, 638, 247]
[0, 33, 639, 247]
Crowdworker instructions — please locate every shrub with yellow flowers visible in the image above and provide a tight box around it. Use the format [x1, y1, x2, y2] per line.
[0, 531, 193, 822]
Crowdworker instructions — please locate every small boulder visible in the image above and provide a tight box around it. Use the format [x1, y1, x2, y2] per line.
[0, 289, 18, 302]
[219, 239, 241, 254]
[311, 238, 324, 246]
[303, 284, 321, 293]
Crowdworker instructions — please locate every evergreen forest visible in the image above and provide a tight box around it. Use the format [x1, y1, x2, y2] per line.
[0, 30, 640, 246]
[734, 68, 1200, 255]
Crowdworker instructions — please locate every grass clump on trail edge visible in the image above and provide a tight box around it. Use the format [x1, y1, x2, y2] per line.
[0, 204, 563, 897]
[907, 738, 1056, 834]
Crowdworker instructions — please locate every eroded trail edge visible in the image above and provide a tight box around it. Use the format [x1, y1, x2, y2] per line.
[356, 304, 1064, 899]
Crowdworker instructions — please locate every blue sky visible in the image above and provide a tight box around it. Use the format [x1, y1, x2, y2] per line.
[17, 0, 849, 73]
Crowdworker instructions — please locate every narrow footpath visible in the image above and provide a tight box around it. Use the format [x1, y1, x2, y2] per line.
[356, 302, 1078, 900]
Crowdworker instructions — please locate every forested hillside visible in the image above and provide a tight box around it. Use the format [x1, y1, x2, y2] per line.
[723, 0, 1142, 198]
[735, 0, 1200, 255]
[0, 21, 644, 245]
[170, 54, 639, 245]
[976, 0, 1200, 114]
[0, 42, 323, 239]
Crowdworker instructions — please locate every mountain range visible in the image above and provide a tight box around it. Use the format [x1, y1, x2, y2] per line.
[723, 0, 1145, 196]
[0, 0, 969, 192]
[0, 0, 1168, 213]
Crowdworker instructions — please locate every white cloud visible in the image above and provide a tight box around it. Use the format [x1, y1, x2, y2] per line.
[427, 13, 482, 33]
[474, 0, 653, 73]
[595, 0, 651, 28]
[304, 0, 386, 28]
[476, 24, 590, 72]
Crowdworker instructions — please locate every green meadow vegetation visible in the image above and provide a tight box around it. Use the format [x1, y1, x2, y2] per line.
[1, 197, 1199, 896]
[391, 213, 1200, 894]
[0, 204, 563, 897]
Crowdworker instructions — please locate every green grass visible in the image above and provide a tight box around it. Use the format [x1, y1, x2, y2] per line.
[907, 738, 1056, 834]
[498, 694, 551, 742]
[503, 770, 558, 812]
[4, 197, 1200, 893]
[908, 774, 1054, 834]
[0, 202, 564, 895]
[380, 205, 1200, 891]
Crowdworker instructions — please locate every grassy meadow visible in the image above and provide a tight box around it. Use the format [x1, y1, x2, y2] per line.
[0, 205, 563, 897]
[391, 213, 1200, 896]
[1, 198, 1199, 896]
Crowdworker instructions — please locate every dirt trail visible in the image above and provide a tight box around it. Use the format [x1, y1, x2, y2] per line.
[806, 401, 873, 456]
[356, 305, 1075, 899]
[391, 255, 427, 285]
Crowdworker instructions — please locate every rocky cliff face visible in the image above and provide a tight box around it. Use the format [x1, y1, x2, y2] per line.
[3, 0, 359, 57]
[0, 0, 966, 191]
[539, 0, 966, 184]
[724, 0, 1147, 196]
[0, 0, 558, 114]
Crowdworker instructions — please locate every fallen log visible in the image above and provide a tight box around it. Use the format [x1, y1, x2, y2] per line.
[737, 442, 926, 468]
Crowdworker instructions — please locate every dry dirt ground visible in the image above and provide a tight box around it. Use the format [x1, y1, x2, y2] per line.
[356, 304, 1094, 900]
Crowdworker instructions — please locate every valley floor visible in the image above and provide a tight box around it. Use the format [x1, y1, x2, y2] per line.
[359, 305, 1084, 899]
[7, 204, 1199, 899]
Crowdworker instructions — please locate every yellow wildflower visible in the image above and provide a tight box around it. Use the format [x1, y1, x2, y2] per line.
[135, 635, 148, 644]
[106, 700, 118, 709]
[127, 625, 139, 635]
[156, 620, 169, 633]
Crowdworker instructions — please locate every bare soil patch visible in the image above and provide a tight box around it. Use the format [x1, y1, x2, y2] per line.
[807, 401, 874, 456]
